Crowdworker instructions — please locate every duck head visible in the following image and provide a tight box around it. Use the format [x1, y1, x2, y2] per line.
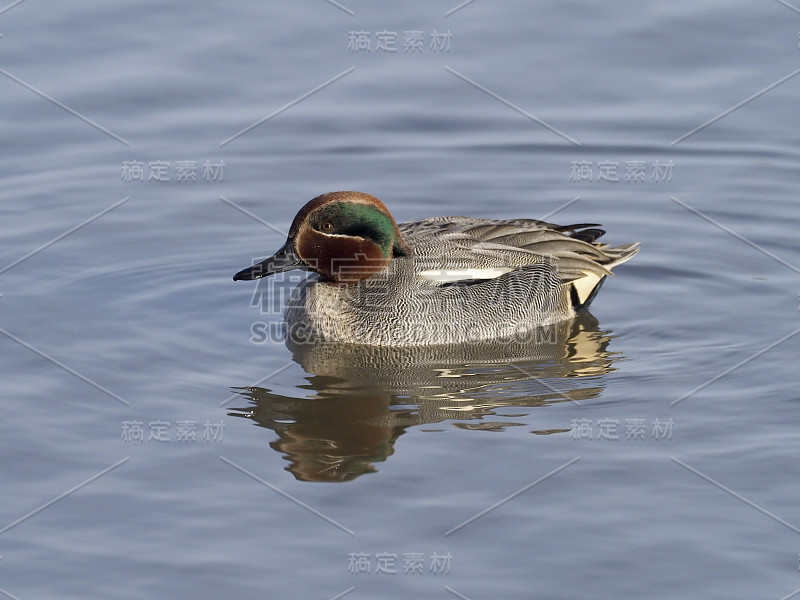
[233, 191, 409, 285]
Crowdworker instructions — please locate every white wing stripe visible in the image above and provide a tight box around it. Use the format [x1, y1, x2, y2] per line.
[418, 267, 514, 282]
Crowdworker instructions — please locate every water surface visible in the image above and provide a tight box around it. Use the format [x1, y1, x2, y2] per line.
[2, 1, 800, 598]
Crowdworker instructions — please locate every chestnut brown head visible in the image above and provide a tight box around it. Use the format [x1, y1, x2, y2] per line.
[233, 191, 408, 285]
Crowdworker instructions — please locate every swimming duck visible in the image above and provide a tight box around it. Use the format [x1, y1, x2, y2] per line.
[233, 191, 639, 346]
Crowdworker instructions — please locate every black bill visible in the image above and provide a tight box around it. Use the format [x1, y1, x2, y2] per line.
[233, 241, 306, 281]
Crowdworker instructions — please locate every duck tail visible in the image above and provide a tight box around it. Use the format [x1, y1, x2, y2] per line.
[567, 242, 640, 312]
[603, 242, 640, 270]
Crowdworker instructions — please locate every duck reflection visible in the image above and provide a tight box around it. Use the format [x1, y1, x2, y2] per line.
[228, 312, 621, 482]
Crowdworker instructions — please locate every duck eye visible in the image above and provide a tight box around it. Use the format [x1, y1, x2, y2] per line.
[321, 221, 334, 232]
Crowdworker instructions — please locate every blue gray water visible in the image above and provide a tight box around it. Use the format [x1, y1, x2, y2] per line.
[2, 1, 800, 598]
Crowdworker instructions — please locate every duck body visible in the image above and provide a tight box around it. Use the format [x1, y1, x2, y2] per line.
[234, 192, 639, 347]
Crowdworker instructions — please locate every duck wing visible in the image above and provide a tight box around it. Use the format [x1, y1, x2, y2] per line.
[399, 217, 639, 310]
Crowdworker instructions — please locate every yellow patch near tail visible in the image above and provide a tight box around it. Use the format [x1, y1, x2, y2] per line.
[571, 272, 603, 307]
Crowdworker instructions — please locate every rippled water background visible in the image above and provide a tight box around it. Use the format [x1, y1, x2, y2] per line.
[3, 1, 800, 598]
